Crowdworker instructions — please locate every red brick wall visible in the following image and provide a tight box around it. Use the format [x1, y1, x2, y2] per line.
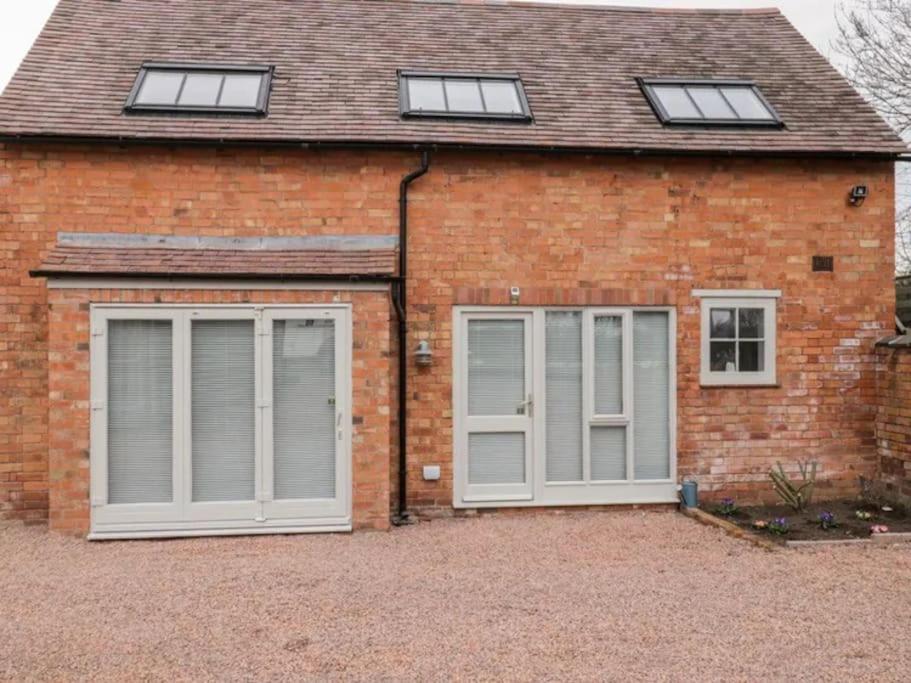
[875, 345, 911, 502]
[45, 287, 392, 535]
[0, 142, 896, 528]
[404, 152, 894, 510]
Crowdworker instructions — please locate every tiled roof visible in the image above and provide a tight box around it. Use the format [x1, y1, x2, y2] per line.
[0, 0, 905, 156]
[32, 234, 398, 279]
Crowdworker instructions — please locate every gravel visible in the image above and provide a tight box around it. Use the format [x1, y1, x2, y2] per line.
[2, 511, 909, 681]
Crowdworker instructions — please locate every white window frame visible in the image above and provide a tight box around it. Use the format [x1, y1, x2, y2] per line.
[694, 289, 779, 387]
[453, 306, 677, 509]
[89, 304, 352, 539]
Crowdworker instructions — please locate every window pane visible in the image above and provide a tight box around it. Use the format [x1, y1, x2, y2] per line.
[687, 86, 737, 119]
[191, 320, 255, 502]
[467, 319, 525, 415]
[177, 73, 223, 107]
[594, 315, 623, 414]
[651, 85, 700, 119]
[407, 77, 446, 111]
[739, 341, 765, 372]
[444, 79, 484, 112]
[273, 319, 336, 500]
[546, 312, 582, 482]
[633, 312, 670, 480]
[738, 308, 764, 338]
[710, 341, 736, 372]
[591, 427, 626, 480]
[107, 320, 173, 504]
[219, 74, 263, 108]
[469, 432, 525, 485]
[721, 87, 774, 120]
[481, 80, 523, 114]
[134, 71, 183, 105]
[710, 308, 735, 338]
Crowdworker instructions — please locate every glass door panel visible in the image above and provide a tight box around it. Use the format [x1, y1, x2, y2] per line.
[459, 313, 534, 502]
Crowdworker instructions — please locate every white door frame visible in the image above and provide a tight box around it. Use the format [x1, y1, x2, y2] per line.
[453, 311, 535, 503]
[88, 303, 352, 539]
[453, 306, 677, 508]
[261, 307, 351, 521]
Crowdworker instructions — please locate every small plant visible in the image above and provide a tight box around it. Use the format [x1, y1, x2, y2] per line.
[713, 497, 739, 517]
[817, 511, 838, 530]
[871, 525, 890, 535]
[855, 510, 873, 521]
[768, 517, 790, 535]
[768, 460, 817, 512]
[752, 519, 768, 531]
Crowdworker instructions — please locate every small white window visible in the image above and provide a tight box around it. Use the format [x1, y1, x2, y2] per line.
[695, 290, 779, 386]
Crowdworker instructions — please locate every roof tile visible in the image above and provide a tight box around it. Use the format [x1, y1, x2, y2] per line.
[0, 0, 905, 156]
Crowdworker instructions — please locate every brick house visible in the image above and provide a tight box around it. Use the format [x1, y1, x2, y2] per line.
[0, 0, 905, 538]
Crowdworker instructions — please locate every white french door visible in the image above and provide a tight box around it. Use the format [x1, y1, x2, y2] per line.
[89, 305, 351, 539]
[454, 307, 677, 508]
[457, 312, 534, 503]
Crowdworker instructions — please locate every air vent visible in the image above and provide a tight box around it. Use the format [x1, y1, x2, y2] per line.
[812, 256, 834, 272]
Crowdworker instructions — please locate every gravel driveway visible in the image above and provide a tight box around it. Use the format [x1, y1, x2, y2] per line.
[2, 511, 909, 681]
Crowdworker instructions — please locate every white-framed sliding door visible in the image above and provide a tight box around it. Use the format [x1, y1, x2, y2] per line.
[89, 304, 351, 539]
[453, 312, 534, 503]
[182, 308, 261, 524]
[453, 306, 676, 508]
[261, 307, 350, 521]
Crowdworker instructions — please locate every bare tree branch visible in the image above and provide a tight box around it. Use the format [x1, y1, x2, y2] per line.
[836, 0, 911, 274]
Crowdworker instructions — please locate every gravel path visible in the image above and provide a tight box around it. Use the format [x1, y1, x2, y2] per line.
[2, 511, 909, 681]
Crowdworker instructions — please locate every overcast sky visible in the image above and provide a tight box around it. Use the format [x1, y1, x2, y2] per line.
[0, 1, 850, 94]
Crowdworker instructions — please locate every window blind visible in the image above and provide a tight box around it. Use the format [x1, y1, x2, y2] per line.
[545, 311, 583, 482]
[594, 315, 623, 414]
[633, 312, 670, 479]
[467, 320, 524, 415]
[191, 320, 256, 502]
[468, 432, 525, 485]
[272, 320, 336, 500]
[590, 426, 626, 480]
[107, 320, 173, 504]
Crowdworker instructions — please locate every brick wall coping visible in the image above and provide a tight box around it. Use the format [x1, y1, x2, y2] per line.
[56, 232, 398, 251]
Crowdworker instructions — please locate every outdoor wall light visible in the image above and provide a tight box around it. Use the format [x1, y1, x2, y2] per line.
[849, 185, 868, 206]
[415, 339, 433, 366]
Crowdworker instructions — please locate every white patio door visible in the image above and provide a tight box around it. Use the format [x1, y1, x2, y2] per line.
[454, 307, 677, 508]
[261, 308, 350, 521]
[90, 305, 351, 539]
[456, 313, 534, 502]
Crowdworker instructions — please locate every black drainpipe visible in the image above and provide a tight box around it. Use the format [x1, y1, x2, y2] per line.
[392, 150, 431, 525]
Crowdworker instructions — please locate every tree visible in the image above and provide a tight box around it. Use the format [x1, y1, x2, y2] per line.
[836, 0, 911, 274]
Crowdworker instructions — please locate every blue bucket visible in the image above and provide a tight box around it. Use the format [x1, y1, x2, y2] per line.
[680, 480, 698, 508]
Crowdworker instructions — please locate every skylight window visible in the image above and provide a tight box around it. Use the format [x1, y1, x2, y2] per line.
[125, 64, 273, 114]
[639, 79, 782, 127]
[400, 72, 532, 121]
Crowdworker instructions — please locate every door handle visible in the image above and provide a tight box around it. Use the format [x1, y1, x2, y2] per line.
[517, 393, 534, 417]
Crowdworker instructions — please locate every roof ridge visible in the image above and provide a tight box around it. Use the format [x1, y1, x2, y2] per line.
[389, 0, 783, 15]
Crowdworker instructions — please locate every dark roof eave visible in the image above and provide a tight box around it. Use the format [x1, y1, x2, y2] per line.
[0, 132, 906, 161]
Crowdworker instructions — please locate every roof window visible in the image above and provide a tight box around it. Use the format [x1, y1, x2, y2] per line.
[125, 64, 272, 114]
[639, 79, 781, 127]
[400, 72, 532, 121]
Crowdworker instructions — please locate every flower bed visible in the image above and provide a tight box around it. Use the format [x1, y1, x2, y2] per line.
[705, 499, 911, 543]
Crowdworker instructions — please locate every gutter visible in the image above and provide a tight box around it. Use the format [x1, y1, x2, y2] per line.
[0, 132, 905, 162]
[392, 150, 431, 526]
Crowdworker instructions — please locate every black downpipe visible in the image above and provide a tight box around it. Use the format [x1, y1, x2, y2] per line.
[393, 151, 430, 525]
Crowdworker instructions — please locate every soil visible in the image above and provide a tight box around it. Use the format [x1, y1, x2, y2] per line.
[708, 499, 911, 543]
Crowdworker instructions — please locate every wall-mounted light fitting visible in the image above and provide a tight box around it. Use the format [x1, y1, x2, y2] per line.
[414, 339, 433, 366]
[849, 185, 868, 206]
[510, 286, 520, 305]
